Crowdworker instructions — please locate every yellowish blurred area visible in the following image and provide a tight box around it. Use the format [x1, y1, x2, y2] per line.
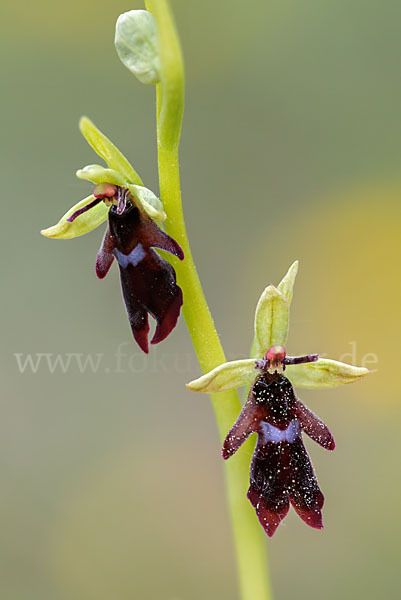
[250, 184, 401, 401]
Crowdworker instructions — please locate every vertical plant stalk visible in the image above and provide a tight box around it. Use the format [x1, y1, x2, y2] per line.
[145, 1, 272, 598]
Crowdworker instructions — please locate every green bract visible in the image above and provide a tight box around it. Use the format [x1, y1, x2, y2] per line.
[115, 10, 160, 85]
[187, 261, 370, 393]
[41, 117, 166, 240]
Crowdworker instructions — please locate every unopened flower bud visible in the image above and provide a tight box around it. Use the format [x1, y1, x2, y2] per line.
[115, 10, 160, 85]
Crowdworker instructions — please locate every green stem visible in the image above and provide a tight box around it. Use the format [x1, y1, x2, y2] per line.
[145, 1, 272, 598]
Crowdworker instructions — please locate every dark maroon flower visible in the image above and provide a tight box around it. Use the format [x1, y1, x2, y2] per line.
[222, 345, 335, 537]
[41, 118, 185, 352]
[70, 184, 184, 353]
[188, 263, 369, 537]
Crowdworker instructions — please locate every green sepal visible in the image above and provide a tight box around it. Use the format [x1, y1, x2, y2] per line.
[76, 164, 127, 187]
[277, 260, 298, 304]
[253, 286, 289, 358]
[186, 359, 257, 393]
[128, 184, 166, 222]
[40, 196, 109, 240]
[79, 117, 143, 186]
[252, 261, 299, 358]
[286, 358, 370, 389]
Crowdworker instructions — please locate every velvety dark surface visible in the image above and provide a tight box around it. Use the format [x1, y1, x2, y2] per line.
[97, 202, 183, 353]
[223, 373, 334, 535]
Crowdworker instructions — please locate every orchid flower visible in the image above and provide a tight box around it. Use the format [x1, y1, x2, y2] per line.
[41, 117, 184, 353]
[187, 262, 369, 536]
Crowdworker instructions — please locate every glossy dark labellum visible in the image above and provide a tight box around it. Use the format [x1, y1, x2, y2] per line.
[223, 367, 335, 537]
[95, 198, 184, 353]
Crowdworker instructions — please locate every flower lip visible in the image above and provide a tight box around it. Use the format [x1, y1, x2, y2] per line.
[99, 200, 184, 353]
[222, 366, 333, 536]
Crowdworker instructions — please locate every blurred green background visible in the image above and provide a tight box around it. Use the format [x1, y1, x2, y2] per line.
[2, 0, 401, 598]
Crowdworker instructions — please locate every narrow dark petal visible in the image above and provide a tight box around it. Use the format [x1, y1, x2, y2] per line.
[284, 354, 319, 366]
[289, 437, 325, 529]
[67, 197, 102, 222]
[294, 398, 335, 450]
[95, 227, 115, 279]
